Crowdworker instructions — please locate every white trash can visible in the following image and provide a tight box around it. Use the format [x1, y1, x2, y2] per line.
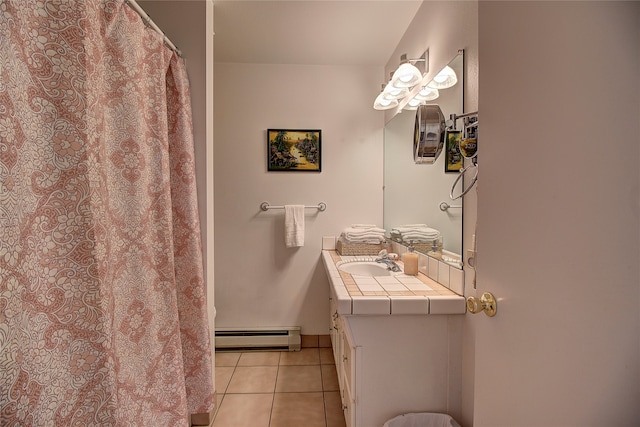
[383, 412, 461, 427]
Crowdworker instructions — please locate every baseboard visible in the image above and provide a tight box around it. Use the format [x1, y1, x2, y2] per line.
[301, 334, 332, 348]
[191, 403, 215, 426]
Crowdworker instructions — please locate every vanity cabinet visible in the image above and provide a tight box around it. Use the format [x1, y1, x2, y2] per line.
[329, 300, 461, 427]
[323, 250, 464, 426]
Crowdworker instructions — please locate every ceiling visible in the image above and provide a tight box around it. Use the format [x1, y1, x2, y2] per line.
[213, 1, 422, 66]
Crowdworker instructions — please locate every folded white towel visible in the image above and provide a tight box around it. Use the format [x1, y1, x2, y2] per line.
[349, 224, 378, 229]
[401, 230, 440, 239]
[391, 225, 432, 234]
[341, 235, 386, 244]
[343, 226, 386, 236]
[340, 226, 386, 244]
[284, 205, 305, 248]
[343, 233, 386, 241]
[389, 225, 441, 244]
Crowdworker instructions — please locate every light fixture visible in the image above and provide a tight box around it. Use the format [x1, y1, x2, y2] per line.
[391, 54, 424, 88]
[390, 53, 427, 89]
[427, 65, 457, 89]
[382, 82, 409, 100]
[373, 88, 399, 110]
[414, 86, 439, 101]
[403, 97, 423, 110]
[403, 86, 439, 111]
[372, 51, 428, 111]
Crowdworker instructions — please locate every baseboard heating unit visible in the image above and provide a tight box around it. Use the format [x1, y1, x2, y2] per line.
[214, 327, 301, 351]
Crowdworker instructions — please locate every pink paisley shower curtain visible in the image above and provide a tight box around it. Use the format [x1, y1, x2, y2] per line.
[0, 1, 214, 425]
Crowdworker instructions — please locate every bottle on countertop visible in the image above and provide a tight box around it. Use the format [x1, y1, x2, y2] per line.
[403, 242, 419, 276]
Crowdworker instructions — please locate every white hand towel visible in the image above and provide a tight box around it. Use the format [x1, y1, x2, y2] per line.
[284, 205, 305, 248]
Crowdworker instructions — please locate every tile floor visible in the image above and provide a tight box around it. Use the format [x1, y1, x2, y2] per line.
[212, 348, 346, 427]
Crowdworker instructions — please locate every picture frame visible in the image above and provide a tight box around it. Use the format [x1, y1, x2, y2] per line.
[267, 129, 322, 172]
[444, 129, 463, 172]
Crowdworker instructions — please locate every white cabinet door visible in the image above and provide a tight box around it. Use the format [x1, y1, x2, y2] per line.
[340, 317, 357, 427]
[329, 294, 340, 366]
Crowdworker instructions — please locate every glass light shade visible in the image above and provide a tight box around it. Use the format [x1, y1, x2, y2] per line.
[391, 62, 423, 88]
[414, 86, 439, 101]
[382, 82, 409, 100]
[403, 97, 422, 110]
[427, 65, 457, 89]
[373, 92, 399, 110]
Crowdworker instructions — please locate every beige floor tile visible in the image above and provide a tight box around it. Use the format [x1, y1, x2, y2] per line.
[215, 352, 241, 367]
[319, 347, 335, 365]
[213, 350, 344, 427]
[270, 392, 326, 427]
[324, 391, 347, 427]
[212, 393, 273, 427]
[321, 363, 340, 391]
[215, 367, 235, 395]
[238, 351, 280, 366]
[275, 365, 323, 392]
[210, 393, 224, 424]
[279, 348, 320, 365]
[226, 366, 278, 394]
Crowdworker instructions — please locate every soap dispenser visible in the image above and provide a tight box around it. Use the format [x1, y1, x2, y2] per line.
[403, 243, 419, 276]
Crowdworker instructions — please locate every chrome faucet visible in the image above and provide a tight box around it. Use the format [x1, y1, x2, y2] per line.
[375, 250, 401, 272]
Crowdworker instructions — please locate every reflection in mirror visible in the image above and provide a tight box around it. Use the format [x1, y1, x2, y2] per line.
[383, 53, 463, 262]
[413, 104, 445, 164]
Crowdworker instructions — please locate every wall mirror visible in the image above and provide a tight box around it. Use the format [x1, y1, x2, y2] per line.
[383, 52, 464, 261]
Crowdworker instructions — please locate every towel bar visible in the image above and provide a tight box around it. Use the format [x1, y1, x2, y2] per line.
[439, 202, 462, 211]
[260, 201, 327, 212]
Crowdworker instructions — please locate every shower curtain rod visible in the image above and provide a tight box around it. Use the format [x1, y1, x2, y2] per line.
[125, 0, 182, 57]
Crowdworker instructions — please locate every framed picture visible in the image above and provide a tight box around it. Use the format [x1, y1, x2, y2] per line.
[444, 130, 463, 172]
[267, 129, 321, 172]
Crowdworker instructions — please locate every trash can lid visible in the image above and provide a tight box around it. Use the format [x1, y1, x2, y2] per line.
[382, 412, 461, 427]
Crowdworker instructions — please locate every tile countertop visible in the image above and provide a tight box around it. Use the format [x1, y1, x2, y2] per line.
[322, 250, 466, 316]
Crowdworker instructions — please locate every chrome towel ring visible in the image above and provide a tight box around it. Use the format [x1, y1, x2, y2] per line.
[448, 110, 478, 200]
[450, 163, 478, 200]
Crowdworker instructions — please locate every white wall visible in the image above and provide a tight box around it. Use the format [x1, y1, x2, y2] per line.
[213, 63, 384, 334]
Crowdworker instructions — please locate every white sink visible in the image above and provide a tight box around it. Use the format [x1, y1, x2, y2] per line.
[338, 261, 397, 276]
